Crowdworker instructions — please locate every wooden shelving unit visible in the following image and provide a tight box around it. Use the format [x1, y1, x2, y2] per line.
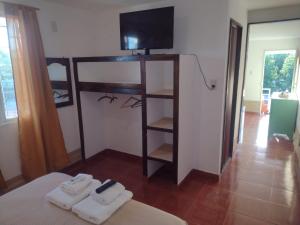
[78, 82, 143, 95]
[73, 55, 143, 161]
[147, 117, 173, 132]
[146, 89, 174, 99]
[148, 144, 173, 163]
[142, 54, 179, 183]
[73, 54, 179, 184]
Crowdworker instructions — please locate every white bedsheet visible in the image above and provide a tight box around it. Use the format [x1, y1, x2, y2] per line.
[0, 172, 187, 225]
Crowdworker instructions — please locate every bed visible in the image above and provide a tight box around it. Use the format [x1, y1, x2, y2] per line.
[0, 172, 187, 225]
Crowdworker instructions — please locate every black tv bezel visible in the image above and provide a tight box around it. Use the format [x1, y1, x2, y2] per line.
[119, 6, 174, 51]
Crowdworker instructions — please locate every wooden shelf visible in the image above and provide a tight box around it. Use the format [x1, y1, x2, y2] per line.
[146, 89, 174, 99]
[147, 117, 173, 133]
[78, 82, 143, 95]
[51, 81, 69, 90]
[148, 144, 173, 163]
[73, 55, 141, 63]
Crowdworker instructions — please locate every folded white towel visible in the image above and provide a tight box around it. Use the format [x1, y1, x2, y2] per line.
[46, 179, 101, 210]
[60, 173, 93, 195]
[90, 179, 125, 205]
[72, 190, 133, 225]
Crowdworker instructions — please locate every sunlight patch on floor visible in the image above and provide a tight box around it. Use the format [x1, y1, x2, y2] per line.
[255, 115, 269, 148]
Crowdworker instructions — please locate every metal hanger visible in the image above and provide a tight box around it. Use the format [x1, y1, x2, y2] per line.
[110, 94, 118, 103]
[131, 99, 142, 108]
[97, 93, 118, 103]
[53, 90, 68, 99]
[121, 96, 141, 108]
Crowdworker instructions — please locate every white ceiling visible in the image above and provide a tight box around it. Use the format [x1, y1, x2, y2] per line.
[245, 0, 300, 10]
[249, 19, 300, 40]
[42, 0, 300, 12]
[42, 0, 163, 11]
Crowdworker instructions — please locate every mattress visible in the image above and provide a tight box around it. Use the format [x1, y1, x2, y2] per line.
[0, 172, 187, 225]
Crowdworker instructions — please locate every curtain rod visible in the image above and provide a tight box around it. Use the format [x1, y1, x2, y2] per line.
[0, 1, 40, 10]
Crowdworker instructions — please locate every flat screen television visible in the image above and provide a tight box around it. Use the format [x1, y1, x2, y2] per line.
[120, 7, 174, 54]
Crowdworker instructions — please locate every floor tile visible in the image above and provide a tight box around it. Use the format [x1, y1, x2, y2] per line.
[62, 113, 300, 225]
[229, 194, 270, 221]
[266, 202, 300, 225]
[223, 211, 271, 225]
[270, 188, 299, 206]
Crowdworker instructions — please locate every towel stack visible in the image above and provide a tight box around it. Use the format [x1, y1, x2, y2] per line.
[72, 179, 132, 224]
[46, 174, 101, 210]
[61, 174, 93, 195]
[91, 179, 126, 205]
[45, 174, 133, 225]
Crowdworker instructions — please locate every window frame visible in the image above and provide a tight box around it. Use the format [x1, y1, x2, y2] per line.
[0, 15, 18, 125]
[0, 76, 18, 125]
[262, 49, 298, 94]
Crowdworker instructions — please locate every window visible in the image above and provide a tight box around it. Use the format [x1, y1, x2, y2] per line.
[0, 17, 17, 122]
[263, 50, 297, 93]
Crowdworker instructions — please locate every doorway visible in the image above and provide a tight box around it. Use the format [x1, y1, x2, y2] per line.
[239, 19, 300, 149]
[221, 19, 243, 170]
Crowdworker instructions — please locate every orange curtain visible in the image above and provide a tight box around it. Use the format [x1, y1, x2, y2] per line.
[4, 3, 69, 181]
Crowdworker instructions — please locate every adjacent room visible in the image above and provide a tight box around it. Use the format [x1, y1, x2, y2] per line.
[242, 20, 300, 148]
[0, 0, 299, 225]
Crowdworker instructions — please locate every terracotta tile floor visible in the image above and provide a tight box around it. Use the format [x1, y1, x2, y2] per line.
[64, 113, 300, 225]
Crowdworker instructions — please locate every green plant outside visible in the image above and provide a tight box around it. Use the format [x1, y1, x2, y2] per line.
[263, 53, 296, 93]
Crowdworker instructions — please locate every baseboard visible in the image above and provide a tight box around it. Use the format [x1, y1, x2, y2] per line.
[244, 100, 260, 113]
[245, 111, 260, 115]
[295, 155, 300, 187]
[179, 169, 219, 187]
[3, 149, 221, 193]
[293, 130, 300, 187]
[5, 175, 26, 192]
[89, 149, 142, 162]
[68, 148, 82, 165]
[98, 150, 220, 186]
[0, 170, 6, 189]
[233, 137, 238, 152]
[3, 149, 82, 193]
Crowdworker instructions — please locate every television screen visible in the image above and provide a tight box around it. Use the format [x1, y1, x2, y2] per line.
[120, 7, 174, 51]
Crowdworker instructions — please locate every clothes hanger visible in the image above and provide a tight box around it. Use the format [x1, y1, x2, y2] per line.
[97, 93, 112, 102]
[121, 96, 141, 108]
[53, 90, 61, 96]
[57, 93, 69, 99]
[97, 93, 118, 104]
[53, 90, 68, 99]
[131, 99, 142, 108]
[131, 102, 142, 108]
[110, 94, 118, 103]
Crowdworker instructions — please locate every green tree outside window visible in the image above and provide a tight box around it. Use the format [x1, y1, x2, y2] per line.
[263, 51, 296, 93]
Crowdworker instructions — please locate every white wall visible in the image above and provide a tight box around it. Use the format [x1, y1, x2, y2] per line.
[244, 38, 300, 103]
[89, 0, 230, 174]
[248, 5, 300, 24]
[0, 121, 21, 180]
[85, 0, 248, 174]
[178, 55, 199, 183]
[0, 0, 101, 180]
[0, 0, 249, 179]
[295, 61, 300, 176]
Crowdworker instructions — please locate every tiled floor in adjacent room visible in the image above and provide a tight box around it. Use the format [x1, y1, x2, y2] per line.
[64, 112, 300, 225]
